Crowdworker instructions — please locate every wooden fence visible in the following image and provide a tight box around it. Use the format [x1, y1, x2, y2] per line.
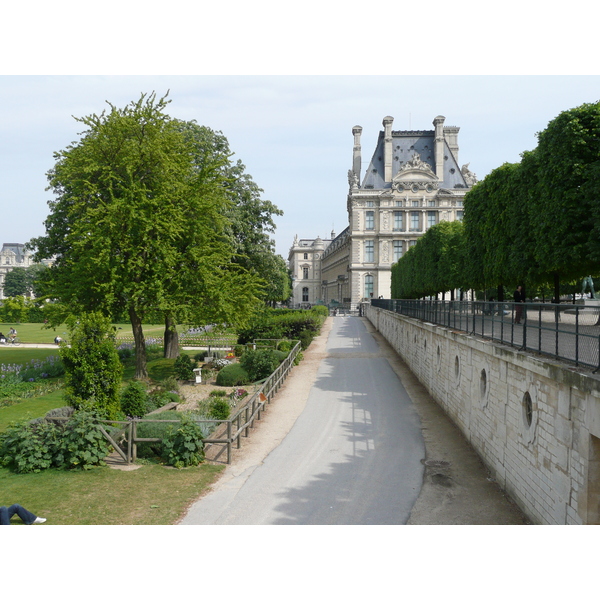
[70, 340, 302, 465]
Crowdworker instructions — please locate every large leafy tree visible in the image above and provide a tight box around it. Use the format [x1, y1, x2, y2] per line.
[32, 93, 261, 378]
[3, 263, 48, 297]
[531, 101, 600, 286]
[157, 121, 288, 357]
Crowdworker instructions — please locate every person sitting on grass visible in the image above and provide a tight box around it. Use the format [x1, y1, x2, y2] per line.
[0, 332, 6, 343]
[0, 504, 46, 525]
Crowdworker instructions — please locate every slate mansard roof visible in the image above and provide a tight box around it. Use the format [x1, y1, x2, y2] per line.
[361, 129, 467, 190]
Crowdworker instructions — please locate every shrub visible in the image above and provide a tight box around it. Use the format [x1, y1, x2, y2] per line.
[173, 354, 195, 380]
[121, 381, 148, 418]
[60, 410, 111, 470]
[239, 349, 280, 381]
[147, 390, 180, 412]
[216, 364, 250, 386]
[277, 339, 292, 352]
[0, 420, 60, 473]
[208, 398, 230, 420]
[299, 330, 315, 350]
[0, 409, 110, 473]
[161, 413, 205, 468]
[193, 351, 208, 362]
[60, 313, 123, 420]
[158, 376, 180, 393]
[209, 389, 227, 398]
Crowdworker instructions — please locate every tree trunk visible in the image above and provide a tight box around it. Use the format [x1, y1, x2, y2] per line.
[164, 313, 180, 359]
[553, 272, 560, 304]
[129, 307, 148, 380]
[497, 284, 504, 302]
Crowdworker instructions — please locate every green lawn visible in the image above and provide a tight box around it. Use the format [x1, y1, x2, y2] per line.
[0, 322, 166, 344]
[0, 462, 224, 525]
[0, 347, 60, 365]
[0, 344, 228, 524]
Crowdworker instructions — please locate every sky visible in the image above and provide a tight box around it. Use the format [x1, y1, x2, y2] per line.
[2, 75, 600, 259]
[4, 2, 599, 588]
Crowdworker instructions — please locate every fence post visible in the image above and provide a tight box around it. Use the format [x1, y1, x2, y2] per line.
[132, 420, 138, 462]
[227, 421, 232, 464]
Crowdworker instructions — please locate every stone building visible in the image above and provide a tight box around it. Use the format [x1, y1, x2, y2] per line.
[287, 233, 335, 308]
[289, 114, 476, 309]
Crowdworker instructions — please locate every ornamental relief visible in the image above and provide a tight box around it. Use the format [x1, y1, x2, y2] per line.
[382, 211, 389, 230]
[382, 241, 389, 263]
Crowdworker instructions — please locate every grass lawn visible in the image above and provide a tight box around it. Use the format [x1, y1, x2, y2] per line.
[0, 389, 65, 432]
[0, 322, 166, 344]
[0, 345, 227, 524]
[0, 462, 224, 525]
[0, 347, 60, 365]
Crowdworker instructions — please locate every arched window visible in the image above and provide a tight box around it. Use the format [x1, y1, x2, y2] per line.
[303, 252, 308, 259]
[302, 287, 309, 302]
[364, 274, 374, 299]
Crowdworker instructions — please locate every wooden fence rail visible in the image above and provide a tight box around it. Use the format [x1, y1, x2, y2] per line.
[55, 340, 301, 466]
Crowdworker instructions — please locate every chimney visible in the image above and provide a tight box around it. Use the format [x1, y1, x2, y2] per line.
[352, 126, 362, 182]
[383, 116, 394, 182]
[433, 115, 445, 181]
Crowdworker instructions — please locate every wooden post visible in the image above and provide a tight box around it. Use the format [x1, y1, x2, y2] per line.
[133, 420, 138, 462]
[227, 421, 232, 464]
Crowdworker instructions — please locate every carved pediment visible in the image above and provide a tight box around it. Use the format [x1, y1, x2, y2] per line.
[393, 152, 437, 182]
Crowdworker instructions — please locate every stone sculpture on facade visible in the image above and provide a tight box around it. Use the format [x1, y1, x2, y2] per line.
[461, 163, 477, 186]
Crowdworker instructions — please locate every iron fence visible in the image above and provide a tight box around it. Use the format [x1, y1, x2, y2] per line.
[371, 299, 600, 371]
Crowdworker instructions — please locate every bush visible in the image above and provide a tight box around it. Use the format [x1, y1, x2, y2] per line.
[158, 376, 179, 393]
[173, 354, 195, 380]
[162, 413, 205, 468]
[277, 339, 292, 352]
[208, 398, 230, 420]
[120, 381, 148, 418]
[0, 409, 110, 473]
[0, 420, 60, 473]
[59, 410, 111, 470]
[299, 330, 315, 350]
[60, 313, 123, 419]
[193, 351, 208, 362]
[215, 363, 250, 386]
[239, 349, 280, 381]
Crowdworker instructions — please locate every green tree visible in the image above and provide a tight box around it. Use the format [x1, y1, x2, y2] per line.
[59, 313, 123, 419]
[32, 92, 261, 378]
[3, 264, 49, 298]
[3, 269, 29, 297]
[531, 101, 600, 292]
[0, 295, 30, 323]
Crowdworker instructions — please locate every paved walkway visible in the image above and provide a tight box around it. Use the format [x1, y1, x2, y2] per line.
[180, 317, 529, 525]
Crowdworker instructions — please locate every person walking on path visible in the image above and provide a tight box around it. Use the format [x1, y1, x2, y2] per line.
[0, 504, 46, 525]
[513, 285, 525, 324]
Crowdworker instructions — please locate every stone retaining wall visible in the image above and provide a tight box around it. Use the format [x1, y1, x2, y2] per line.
[366, 305, 600, 524]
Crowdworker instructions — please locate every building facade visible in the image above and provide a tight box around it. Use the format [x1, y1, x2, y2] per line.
[288, 233, 334, 308]
[289, 115, 476, 309]
[0, 243, 35, 299]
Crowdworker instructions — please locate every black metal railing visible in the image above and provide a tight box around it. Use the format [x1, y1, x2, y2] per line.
[371, 299, 600, 371]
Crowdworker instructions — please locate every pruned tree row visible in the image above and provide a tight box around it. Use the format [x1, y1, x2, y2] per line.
[392, 101, 600, 300]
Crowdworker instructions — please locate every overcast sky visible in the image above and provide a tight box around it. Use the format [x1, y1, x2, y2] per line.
[3, 3, 600, 263]
[2, 75, 600, 258]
